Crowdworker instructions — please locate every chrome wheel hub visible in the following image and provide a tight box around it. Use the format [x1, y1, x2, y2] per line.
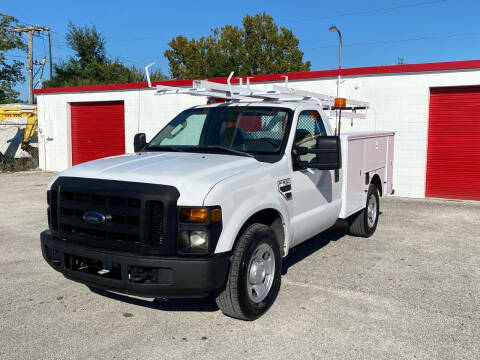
[247, 243, 275, 303]
[367, 194, 377, 228]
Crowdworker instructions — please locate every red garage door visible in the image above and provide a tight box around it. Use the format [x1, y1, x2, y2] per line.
[71, 101, 125, 165]
[426, 86, 480, 200]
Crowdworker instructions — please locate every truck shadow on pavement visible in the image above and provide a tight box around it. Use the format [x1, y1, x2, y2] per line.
[281, 221, 348, 275]
[89, 286, 220, 312]
[89, 221, 349, 312]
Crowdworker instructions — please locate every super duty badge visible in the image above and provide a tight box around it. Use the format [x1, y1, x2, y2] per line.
[278, 178, 292, 200]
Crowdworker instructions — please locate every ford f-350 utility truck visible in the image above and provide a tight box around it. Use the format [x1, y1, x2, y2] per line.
[41, 79, 395, 320]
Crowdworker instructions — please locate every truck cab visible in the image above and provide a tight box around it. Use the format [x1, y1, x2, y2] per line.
[41, 85, 394, 321]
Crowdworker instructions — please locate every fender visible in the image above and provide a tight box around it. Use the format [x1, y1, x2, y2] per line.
[202, 160, 293, 256]
[215, 199, 291, 256]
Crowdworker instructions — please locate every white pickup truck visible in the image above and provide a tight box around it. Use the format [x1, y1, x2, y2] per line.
[41, 81, 394, 320]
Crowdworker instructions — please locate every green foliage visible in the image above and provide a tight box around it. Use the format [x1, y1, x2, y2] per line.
[125, 65, 168, 83]
[164, 13, 311, 79]
[66, 22, 107, 67]
[44, 22, 167, 88]
[0, 13, 26, 103]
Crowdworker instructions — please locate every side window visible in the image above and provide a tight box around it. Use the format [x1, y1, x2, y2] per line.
[294, 110, 327, 164]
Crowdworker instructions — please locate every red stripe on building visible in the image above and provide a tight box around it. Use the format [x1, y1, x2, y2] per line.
[34, 59, 480, 95]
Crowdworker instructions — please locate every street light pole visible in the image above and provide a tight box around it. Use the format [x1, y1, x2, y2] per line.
[329, 25, 342, 99]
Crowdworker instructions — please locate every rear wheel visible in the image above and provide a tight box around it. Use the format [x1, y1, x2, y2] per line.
[215, 223, 281, 321]
[348, 183, 380, 237]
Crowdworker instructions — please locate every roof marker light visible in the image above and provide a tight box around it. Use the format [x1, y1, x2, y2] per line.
[334, 97, 346, 107]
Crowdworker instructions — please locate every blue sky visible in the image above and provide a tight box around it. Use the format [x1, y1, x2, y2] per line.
[2, 0, 479, 100]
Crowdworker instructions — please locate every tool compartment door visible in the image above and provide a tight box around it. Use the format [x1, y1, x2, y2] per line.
[340, 132, 395, 218]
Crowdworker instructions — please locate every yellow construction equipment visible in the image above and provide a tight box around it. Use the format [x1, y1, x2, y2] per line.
[0, 105, 38, 159]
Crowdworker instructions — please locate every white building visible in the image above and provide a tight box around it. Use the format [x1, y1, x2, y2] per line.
[34, 59, 480, 200]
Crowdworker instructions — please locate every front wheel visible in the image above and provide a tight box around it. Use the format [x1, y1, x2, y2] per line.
[348, 183, 380, 237]
[215, 223, 281, 321]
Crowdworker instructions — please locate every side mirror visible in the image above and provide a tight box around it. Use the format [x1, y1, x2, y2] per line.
[293, 136, 341, 170]
[133, 133, 146, 152]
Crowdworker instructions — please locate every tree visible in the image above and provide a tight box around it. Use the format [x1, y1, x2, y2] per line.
[164, 13, 311, 79]
[0, 13, 26, 103]
[125, 65, 167, 83]
[66, 22, 107, 68]
[44, 22, 166, 88]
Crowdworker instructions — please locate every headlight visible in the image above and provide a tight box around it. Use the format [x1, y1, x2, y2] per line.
[177, 206, 222, 255]
[178, 230, 209, 254]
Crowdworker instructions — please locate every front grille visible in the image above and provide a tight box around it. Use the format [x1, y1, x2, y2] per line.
[47, 190, 58, 230]
[60, 207, 140, 227]
[58, 190, 142, 248]
[60, 223, 140, 242]
[61, 191, 141, 209]
[48, 177, 180, 255]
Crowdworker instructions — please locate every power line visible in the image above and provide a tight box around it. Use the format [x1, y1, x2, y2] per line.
[280, 0, 448, 24]
[79, 0, 449, 44]
[303, 31, 480, 51]
[118, 57, 146, 66]
[28, 0, 448, 49]
[7, 0, 448, 50]
[107, 32, 202, 44]
[51, 43, 68, 48]
[2, 54, 26, 59]
[9, 0, 453, 77]
[94, 31, 480, 61]
[21, 28, 473, 68]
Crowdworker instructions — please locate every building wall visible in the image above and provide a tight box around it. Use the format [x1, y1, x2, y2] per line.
[36, 68, 480, 198]
[36, 90, 207, 171]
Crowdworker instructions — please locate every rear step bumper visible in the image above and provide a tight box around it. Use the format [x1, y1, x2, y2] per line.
[40, 230, 230, 298]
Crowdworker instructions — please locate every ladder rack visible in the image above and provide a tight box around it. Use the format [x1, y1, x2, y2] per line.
[155, 72, 369, 120]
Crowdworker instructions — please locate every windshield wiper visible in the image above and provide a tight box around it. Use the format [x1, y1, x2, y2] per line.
[145, 145, 185, 152]
[188, 146, 253, 158]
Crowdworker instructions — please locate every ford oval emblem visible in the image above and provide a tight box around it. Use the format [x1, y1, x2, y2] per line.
[83, 211, 106, 224]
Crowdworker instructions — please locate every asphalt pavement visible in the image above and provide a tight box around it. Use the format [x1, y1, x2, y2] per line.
[1, 171, 479, 359]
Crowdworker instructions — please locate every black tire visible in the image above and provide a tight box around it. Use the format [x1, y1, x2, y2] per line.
[215, 223, 282, 321]
[348, 183, 380, 237]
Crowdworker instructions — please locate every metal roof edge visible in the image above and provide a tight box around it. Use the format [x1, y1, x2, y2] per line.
[33, 59, 480, 95]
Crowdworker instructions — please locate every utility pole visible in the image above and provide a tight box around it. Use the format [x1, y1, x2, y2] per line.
[47, 30, 52, 79]
[13, 25, 50, 104]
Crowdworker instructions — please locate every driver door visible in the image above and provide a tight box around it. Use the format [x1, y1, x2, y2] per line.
[290, 110, 341, 245]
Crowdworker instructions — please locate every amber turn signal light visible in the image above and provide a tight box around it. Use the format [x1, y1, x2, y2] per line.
[334, 97, 346, 107]
[211, 208, 222, 223]
[180, 208, 209, 224]
[179, 207, 222, 224]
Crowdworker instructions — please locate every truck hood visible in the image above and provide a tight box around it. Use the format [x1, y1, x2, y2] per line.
[54, 151, 265, 205]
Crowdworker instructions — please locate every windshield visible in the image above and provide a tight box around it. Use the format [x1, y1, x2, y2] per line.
[147, 106, 292, 156]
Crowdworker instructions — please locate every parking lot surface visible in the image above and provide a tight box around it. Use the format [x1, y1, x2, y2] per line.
[1, 171, 479, 360]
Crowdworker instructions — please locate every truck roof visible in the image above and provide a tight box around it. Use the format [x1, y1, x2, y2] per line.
[193, 101, 301, 111]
